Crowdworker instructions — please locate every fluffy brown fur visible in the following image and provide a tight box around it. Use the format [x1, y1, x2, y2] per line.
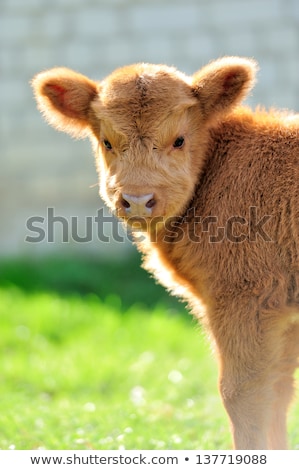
[32, 57, 299, 450]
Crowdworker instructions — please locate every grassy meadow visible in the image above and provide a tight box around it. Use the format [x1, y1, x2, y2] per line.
[0, 254, 298, 450]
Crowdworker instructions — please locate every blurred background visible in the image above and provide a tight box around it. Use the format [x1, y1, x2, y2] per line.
[1, 0, 299, 258]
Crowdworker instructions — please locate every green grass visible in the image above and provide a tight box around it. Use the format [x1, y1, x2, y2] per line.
[0, 255, 298, 450]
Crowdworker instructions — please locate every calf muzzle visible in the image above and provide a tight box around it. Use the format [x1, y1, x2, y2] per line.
[121, 193, 156, 217]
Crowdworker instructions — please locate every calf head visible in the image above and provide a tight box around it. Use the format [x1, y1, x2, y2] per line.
[32, 57, 256, 232]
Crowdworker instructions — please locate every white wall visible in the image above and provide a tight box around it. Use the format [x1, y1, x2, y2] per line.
[1, 0, 299, 256]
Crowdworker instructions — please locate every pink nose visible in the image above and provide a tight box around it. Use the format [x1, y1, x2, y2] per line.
[121, 193, 156, 216]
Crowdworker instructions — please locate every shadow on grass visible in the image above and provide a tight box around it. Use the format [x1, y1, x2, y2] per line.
[0, 252, 187, 314]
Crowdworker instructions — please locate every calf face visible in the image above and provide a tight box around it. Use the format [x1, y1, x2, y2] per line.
[32, 58, 256, 232]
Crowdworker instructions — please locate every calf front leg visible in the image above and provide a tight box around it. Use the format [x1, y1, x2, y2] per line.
[210, 302, 289, 450]
[220, 371, 272, 449]
[267, 323, 299, 449]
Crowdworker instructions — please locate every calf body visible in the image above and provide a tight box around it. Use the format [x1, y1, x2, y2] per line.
[32, 57, 299, 449]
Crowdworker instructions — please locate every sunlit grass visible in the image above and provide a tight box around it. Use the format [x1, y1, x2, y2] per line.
[0, 256, 298, 449]
[0, 284, 228, 450]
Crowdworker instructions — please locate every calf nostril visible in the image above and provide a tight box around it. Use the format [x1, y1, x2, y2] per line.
[146, 198, 156, 209]
[121, 197, 131, 209]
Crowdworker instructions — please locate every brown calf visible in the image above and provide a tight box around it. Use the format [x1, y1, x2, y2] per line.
[32, 57, 299, 449]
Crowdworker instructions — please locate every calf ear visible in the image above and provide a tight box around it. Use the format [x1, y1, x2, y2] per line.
[192, 57, 257, 121]
[31, 67, 98, 138]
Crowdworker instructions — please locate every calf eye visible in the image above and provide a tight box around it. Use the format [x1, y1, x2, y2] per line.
[173, 136, 185, 149]
[103, 139, 112, 150]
